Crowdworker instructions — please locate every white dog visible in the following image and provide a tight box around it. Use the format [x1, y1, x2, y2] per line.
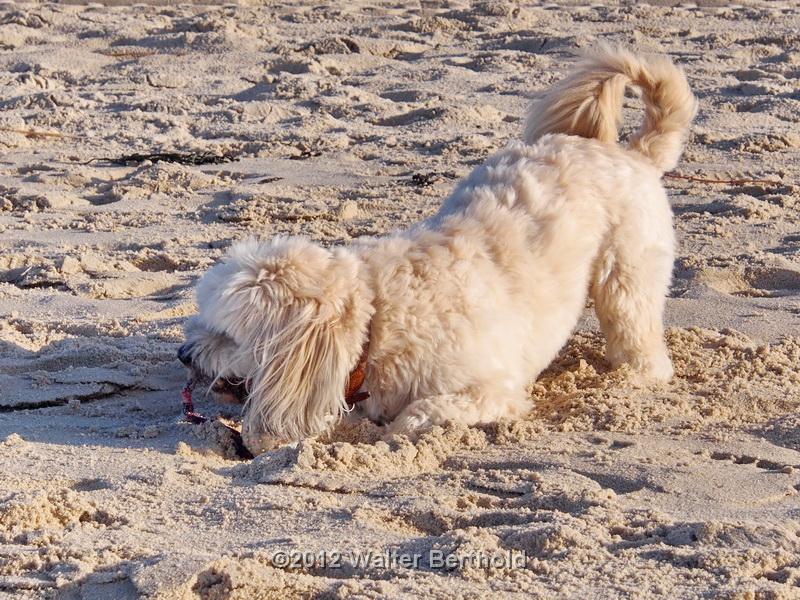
[178, 47, 696, 455]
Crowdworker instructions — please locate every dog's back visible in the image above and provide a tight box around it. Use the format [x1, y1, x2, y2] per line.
[427, 47, 694, 388]
[524, 46, 697, 173]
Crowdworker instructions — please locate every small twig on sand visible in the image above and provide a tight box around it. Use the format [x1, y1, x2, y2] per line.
[409, 171, 458, 187]
[0, 127, 76, 140]
[289, 149, 322, 160]
[664, 172, 783, 186]
[97, 48, 158, 59]
[80, 152, 235, 167]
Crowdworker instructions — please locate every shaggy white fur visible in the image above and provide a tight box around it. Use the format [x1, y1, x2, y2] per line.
[179, 46, 696, 455]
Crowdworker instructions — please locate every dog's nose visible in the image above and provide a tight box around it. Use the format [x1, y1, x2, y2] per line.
[177, 343, 194, 367]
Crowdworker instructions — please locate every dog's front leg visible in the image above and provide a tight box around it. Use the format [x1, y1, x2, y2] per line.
[384, 391, 529, 438]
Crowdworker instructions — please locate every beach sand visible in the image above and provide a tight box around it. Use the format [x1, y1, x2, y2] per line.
[1, 1, 799, 598]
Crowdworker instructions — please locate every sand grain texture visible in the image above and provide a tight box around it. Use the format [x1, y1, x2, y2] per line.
[1, 1, 799, 598]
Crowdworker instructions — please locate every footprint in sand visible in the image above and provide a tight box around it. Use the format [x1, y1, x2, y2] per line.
[696, 265, 800, 298]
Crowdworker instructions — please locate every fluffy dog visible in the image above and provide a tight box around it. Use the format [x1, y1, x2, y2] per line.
[178, 47, 696, 455]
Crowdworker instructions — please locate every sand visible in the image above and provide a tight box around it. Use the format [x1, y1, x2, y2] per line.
[1, 1, 799, 598]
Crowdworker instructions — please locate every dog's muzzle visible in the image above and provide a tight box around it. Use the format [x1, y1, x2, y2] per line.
[177, 343, 249, 404]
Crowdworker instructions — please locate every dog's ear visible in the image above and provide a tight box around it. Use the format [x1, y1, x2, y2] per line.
[203, 237, 371, 443]
[196, 237, 322, 344]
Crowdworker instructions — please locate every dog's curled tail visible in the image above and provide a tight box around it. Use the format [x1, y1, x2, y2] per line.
[523, 46, 696, 172]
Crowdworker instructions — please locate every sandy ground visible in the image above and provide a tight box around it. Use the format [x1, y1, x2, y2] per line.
[1, 1, 799, 598]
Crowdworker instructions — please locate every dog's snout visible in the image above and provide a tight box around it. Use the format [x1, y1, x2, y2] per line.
[177, 343, 194, 367]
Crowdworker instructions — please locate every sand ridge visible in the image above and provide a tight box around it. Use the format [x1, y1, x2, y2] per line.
[1, 1, 799, 598]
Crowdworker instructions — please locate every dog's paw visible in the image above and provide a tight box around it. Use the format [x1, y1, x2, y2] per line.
[383, 417, 427, 442]
[629, 352, 674, 386]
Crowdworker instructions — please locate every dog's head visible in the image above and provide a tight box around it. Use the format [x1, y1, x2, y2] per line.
[178, 237, 372, 454]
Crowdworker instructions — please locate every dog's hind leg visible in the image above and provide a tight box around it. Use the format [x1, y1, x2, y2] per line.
[590, 217, 675, 383]
[384, 391, 530, 438]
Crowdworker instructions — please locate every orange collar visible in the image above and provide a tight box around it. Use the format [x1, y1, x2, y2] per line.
[344, 341, 370, 407]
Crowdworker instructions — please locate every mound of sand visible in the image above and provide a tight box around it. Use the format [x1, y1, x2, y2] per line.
[1, 1, 799, 598]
